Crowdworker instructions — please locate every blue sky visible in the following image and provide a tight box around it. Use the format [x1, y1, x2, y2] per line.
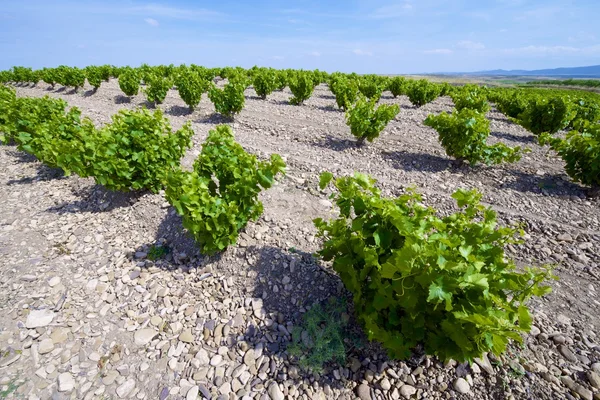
[1, 0, 598, 73]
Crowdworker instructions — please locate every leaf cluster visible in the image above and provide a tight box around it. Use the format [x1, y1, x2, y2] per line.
[451, 84, 490, 113]
[345, 95, 399, 145]
[144, 74, 173, 105]
[406, 79, 442, 107]
[119, 68, 141, 97]
[252, 68, 278, 99]
[358, 75, 386, 101]
[424, 108, 524, 165]
[176, 70, 210, 111]
[208, 80, 246, 118]
[314, 172, 554, 362]
[388, 77, 408, 98]
[329, 76, 359, 110]
[288, 72, 315, 105]
[517, 96, 576, 135]
[539, 121, 600, 188]
[165, 125, 286, 254]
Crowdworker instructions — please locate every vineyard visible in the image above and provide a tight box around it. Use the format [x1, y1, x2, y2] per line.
[0, 64, 599, 400]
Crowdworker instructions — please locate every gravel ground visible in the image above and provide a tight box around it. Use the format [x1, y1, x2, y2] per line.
[0, 80, 599, 400]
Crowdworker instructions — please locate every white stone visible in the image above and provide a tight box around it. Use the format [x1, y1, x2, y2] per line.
[116, 379, 136, 398]
[134, 329, 157, 346]
[57, 373, 75, 392]
[26, 309, 54, 329]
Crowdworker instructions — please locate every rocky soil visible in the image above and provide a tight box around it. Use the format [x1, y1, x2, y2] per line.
[0, 80, 599, 400]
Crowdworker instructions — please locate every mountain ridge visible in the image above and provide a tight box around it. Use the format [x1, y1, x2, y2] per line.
[436, 65, 600, 77]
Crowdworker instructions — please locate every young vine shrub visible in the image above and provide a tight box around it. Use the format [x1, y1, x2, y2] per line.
[85, 66, 103, 92]
[165, 125, 286, 255]
[118, 68, 140, 97]
[288, 72, 315, 105]
[331, 78, 359, 110]
[252, 68, 278, 99]
[424, 109, 523, 165]
[88, 108, 194, 192]
[346, 95, 399, 145]
[388, 76, 407, 98]
[491, 90, 530, 119]
[176, 71, 209, 112]
[406, 79, 442, 107]
[276, 70, 288, 90]
[64, 67, 86, 91]
[314, 172, 554, 362]
[3, 96, 69, 145]
[99, 65, 112, 82]
[517, 96, 576, 135]
[450, 84, 490, 113]
[0, 85, 16, 143]
[358, 75, 385, 101]
[144, 74, 173, 106]
[208, 80, 246, 118]
[17, 106, 96, 175]
[569, 98, 600, 128]
[539, 121, 600, 190]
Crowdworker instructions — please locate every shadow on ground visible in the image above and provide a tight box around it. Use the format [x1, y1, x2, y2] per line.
[312, 136, 357, 152]
[115, 95, 132, 104]
[6, 150, 66, 185]
[490, 131, 536, 145]
[382, 150, 456, 173]
[45, 184, 146, 214]
[166, 105, 193, 117]
[195, 113, 234, 125]
[500, 170, 587, 198]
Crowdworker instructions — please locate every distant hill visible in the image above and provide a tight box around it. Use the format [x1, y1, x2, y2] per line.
[444, 65, 600, 78]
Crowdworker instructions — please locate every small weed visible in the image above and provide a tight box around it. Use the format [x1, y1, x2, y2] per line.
[147, 245, 170, 261]
[53, 241, 71, 255]
[0, 379, 23, 399]
[287, 297, 349, 373]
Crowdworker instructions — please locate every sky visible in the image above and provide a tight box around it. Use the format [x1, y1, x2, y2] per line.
[0, 0, 598, 74]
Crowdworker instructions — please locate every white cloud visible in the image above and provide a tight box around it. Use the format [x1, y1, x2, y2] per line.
[502, 45, 600, 55]
[309, 51, 321, 57]
[370, 1, 413, 19]
[129, 4, 223, 20]
[423, 49, 453, 55]
[457, 40, 485, 50]
[353, 49, 373, 56]
[144, 18, 159, 26]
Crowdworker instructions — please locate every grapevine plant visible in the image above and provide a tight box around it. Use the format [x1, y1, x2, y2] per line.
[517, 96, 576, 135]
[119, 68, 140, 97]
[539, 121, 600, 190]
[165, 125, 286, 255]
[346, 95, 399, 145]
[406, 79, 442, 107]
[451, 84, 490, 113]
[314, 172, 554, 362]
[289, 72, 315, 105]
[86, 109, 194, 192]
[424, 109, 524, 165]
[208, 81, 246, 119]
[176, 71, 209, 112]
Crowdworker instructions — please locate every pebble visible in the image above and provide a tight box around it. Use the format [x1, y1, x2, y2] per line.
[179, 330, 194, 343]
[38, 338, 54, 354]
[454, 378, 470, 394]
[267, 382, 284, 400]
[57, 372, 75, 392]
[356, 383, 371, 400]
[116, 379, 136, 398]
[186, 386, 199, 400]
[400, 385, 416, 398]
[25, 309, 54, 328]
[134, 329, 157, 346]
